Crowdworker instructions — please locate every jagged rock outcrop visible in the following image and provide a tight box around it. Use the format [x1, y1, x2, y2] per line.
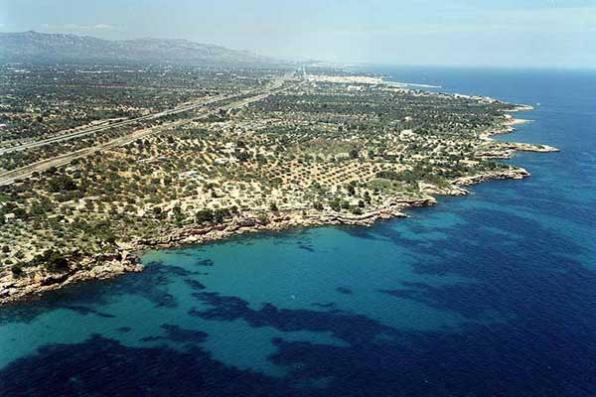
[0, 249, 142, 305]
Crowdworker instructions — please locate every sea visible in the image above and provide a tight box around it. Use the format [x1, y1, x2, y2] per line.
[1, 67, 595, 396]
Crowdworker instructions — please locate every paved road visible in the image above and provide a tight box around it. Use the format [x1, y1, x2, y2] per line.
[0, 73, 292, 156]
[0, 93, 237, 156]
[0, 73, 294, 186]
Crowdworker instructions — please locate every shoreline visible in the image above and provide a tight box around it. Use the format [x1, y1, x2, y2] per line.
[0, 105, 559, 307]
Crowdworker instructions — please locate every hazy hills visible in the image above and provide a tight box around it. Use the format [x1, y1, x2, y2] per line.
[0, 31, 279, 66]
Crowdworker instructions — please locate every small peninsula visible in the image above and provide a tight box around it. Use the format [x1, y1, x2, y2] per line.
[0, 64, 557, 304]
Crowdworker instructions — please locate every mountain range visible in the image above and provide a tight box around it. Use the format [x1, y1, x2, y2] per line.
[0, 31, 279, 65]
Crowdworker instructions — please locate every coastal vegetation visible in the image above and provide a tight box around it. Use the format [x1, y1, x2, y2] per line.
[0, 64, 557, 303]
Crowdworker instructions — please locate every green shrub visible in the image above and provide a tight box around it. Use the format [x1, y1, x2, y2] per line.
[196, 209, 214, 224]
[329, 198, 341, 212]
[11, 264, 24, 278]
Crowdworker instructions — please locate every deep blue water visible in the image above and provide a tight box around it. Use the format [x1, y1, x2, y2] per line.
[1, 67, 595, 396]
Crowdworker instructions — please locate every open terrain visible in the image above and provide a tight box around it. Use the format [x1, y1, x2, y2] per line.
[0, 63, 557, 303]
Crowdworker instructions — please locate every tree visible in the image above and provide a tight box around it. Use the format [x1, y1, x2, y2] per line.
[11, 264, 24, 278]
[213, 208, 230, 223]
[364, 191, 372, 204]
[48, 175, 78, 192]
[172, 206, 184, 223]
[37, 250, 69, 273]
[351, 207, 363, 215]
[196, 209, 214, 224]
[346, 183, 356, 196]
[235, 151, 251, 162]
[257, 213, 269, 225]
[329, 198, 341, 212]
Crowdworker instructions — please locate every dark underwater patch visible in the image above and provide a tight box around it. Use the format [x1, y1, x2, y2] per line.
[195, 259, 215, 267]
[0, 335, 284, 397]
[185, 278, 207, 290]
[61, 305, 116, 318]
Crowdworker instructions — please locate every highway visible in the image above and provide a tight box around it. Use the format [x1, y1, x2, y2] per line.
[0, 72, 292, 156]
[0, 72, 295, 186]
[0, 94, 229, 156]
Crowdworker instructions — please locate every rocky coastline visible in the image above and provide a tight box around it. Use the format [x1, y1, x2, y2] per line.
[0, 112, 558, 306]
[0, 250, 142, 305]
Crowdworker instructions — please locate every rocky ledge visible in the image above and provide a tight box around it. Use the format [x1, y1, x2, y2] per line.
[0, 164, 530, 305]
[0, 110, 557, 306]
[454, 167, 530, 186]
[134, 196, 437, 250]
[0, 250, 143, 305]
[0, 165, 535, 307]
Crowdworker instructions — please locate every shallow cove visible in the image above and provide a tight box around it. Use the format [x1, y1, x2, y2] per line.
[1, 68, 596, 396]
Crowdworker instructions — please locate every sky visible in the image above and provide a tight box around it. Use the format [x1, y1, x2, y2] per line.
[1, 0, 595, 69]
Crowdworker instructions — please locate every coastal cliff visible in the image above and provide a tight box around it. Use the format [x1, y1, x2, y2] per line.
[0, 251, 142, 305]
[0, 160, 539, 305]
[0, 89, 558, 305]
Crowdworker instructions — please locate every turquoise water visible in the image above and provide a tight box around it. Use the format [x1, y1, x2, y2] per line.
[1, 68, 595, 396]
